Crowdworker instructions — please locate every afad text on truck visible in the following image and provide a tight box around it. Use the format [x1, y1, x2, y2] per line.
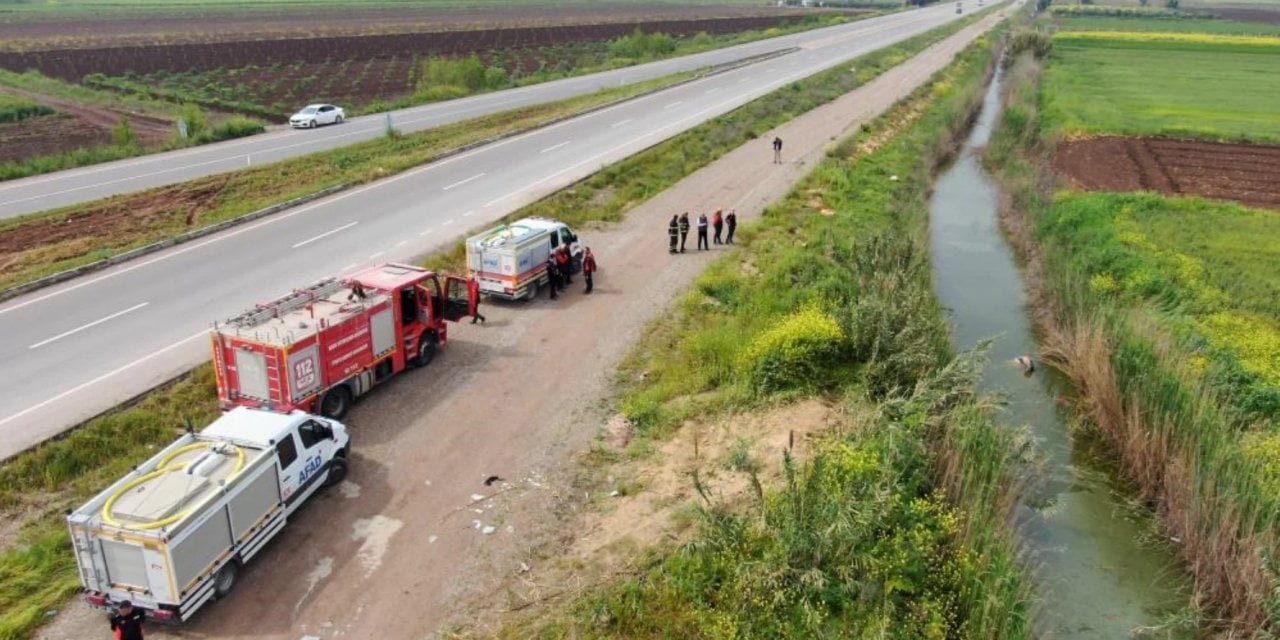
[211, 263, 479, 419]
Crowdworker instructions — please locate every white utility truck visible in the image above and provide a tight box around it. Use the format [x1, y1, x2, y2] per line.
[67, 407, 350, 622]
[465, 217, 583, 300]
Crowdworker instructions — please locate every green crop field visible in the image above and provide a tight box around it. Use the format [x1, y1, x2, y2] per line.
[1054, 15, 1280, 35]
[1042, 31, 1280, 142]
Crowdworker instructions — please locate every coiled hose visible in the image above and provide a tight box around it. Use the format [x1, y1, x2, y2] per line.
[100, 442, 245, 531]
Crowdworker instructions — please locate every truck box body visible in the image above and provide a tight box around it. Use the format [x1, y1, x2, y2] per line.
[67, 408, 349, 621]
[466, 217, 582, 300]
[211, 263, 476, 417]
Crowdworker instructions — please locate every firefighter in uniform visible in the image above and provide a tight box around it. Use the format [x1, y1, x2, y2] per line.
[109, 601, 146, 640]
[668, 215, 679, 254]
[546, 255, 560, 300]
[582, 247, 598, 294]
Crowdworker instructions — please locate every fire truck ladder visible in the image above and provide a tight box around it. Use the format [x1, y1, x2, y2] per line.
[222, 277, 346, 332]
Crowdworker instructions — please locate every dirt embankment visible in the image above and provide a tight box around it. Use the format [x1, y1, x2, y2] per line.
[1052, 135, 1280, 210]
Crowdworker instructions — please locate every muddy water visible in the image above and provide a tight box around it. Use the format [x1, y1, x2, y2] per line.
[928, 66, 1195, 638]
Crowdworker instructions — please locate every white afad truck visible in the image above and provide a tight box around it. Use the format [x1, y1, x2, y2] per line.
[67, 407, 350, 622]
[465, 216, 583, 300]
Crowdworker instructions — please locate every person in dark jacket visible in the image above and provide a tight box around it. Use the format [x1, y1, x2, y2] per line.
[678, 212, 690, 253]
[697, 213, 709, 251]
[546, 255, 559, 300]
[772, 136, 783, 164]
[668, 215, 679, 254]
[725, 209, 738, 244]
[712, 210, 724, 245]
[582, 247, 597, 294]
[109, 601, 146, 640]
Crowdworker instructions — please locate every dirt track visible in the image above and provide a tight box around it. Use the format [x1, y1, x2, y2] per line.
[1053, 136, 1280, 210]
[33, 7, 1013, 639]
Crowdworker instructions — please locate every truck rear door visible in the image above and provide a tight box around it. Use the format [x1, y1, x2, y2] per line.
[442, 275, 478, 322]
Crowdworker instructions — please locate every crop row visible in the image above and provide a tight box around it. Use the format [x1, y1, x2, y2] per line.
[0, 15, 793, 82]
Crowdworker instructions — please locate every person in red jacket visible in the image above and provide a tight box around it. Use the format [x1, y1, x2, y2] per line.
[582, 247, 598, 294]
[555, 246, 572, 288]
[109, 601, 146, 640]
[712, 210, 724, 245]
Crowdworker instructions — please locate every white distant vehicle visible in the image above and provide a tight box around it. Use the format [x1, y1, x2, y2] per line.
[289, 103, 344, 128]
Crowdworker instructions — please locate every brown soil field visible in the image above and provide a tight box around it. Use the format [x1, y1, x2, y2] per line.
[1210, 7, 1280, 24]
[1052, 136, 1280, 210]
[0, 15, 819, 81]
[0, 113, 105, 164]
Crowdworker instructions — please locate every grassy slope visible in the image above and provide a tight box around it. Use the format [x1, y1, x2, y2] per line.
[502, 26, 1029, 640]
[987, 18, 1280, 633]
[1042, 33, 1280, 142]
[0, 13, 995, 640]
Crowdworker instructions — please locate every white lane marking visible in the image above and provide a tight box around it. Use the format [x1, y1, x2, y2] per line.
[704, 87, 720, 94]
[540, 141, 571, 154]
[419, 229, 434, 237]
[29, 302, 149, 350]
[0, 328, 208, 428]
[442, 173, 485, 191]
[442, 219, 455, 226]
[368, 251, 385, 260]
[611, 118, 633, 128]
[341, 263, 358, 272]
[291, 221, 358, 249]
[461, 210, 475, 217]
[664, 101, 684, 109]
[395, 240, 408, 248]
[738, 77, 751, 84]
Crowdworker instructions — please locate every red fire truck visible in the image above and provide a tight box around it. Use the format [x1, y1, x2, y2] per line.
[211, 263, 478, 418]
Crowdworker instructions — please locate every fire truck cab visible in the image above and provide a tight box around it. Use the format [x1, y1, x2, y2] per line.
[212, 263, 477, 419]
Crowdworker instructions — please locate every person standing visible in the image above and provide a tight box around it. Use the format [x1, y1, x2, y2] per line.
[582, 247, 597, 294]
[725, 209, 737, 244]
[556, 246, 572, 286]
[109, 601, 146, 640]
[668, 215, 679, 254]
[697, 213, 709, 251]
[712, 210, 724, 245]
[469, 278, 486, 325]
[546, 254, 559, 300]
[772, 136, 783, 164]
[678, 212, 690, 253]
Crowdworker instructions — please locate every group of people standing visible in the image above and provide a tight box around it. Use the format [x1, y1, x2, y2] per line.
[545, 244, 597, 300]
[668, 209, 736, 254]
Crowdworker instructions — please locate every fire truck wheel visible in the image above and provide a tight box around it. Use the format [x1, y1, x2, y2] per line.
[322, 458, 348, 488]
[214, 561, 239, 599]
[319, 386, 352, 419]
[413, 333, 438, 368]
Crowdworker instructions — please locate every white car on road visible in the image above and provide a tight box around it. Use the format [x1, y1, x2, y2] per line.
[289, 104, 345, 128]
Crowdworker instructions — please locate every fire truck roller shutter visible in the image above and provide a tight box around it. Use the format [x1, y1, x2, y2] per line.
[287, 345, 323, 404]
[234, 350, 270, 402]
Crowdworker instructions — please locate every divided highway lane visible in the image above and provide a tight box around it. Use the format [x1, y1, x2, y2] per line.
[0, 2, 993, 459]
[4, 8, 937, 220]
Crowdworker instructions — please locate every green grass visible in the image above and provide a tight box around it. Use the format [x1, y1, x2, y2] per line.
[0, 13, 999, 640]
[1042, 32, 1280, 142]
[500, 26, 1030, 640]
[986, 30, 1280, 632]
[1053, 14, 1280, 35]
[0, 94, 53, 123]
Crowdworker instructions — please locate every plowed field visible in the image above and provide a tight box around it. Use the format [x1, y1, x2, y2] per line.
[1053, 136, 1280, 210]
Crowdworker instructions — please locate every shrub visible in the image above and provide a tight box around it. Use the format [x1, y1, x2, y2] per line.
[418, 55, 488, 94]
[177, 103, 206, 140]
[1009, 28, 1053, 59]
[194, 117, 265, 143]
[740, 306, 844, 394]
[608, 27, 677, 60]
[110, 117, 135, 147]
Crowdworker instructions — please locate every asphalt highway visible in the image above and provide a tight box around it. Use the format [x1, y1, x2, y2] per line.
[7, 7, 947, 220]
[0, 2, 997, 459]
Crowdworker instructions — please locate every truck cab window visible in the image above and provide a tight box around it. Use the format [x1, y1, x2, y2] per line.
[298, 420, 326, 448]
[276, 435, 299, 468]
[399, 287, 417, 325]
